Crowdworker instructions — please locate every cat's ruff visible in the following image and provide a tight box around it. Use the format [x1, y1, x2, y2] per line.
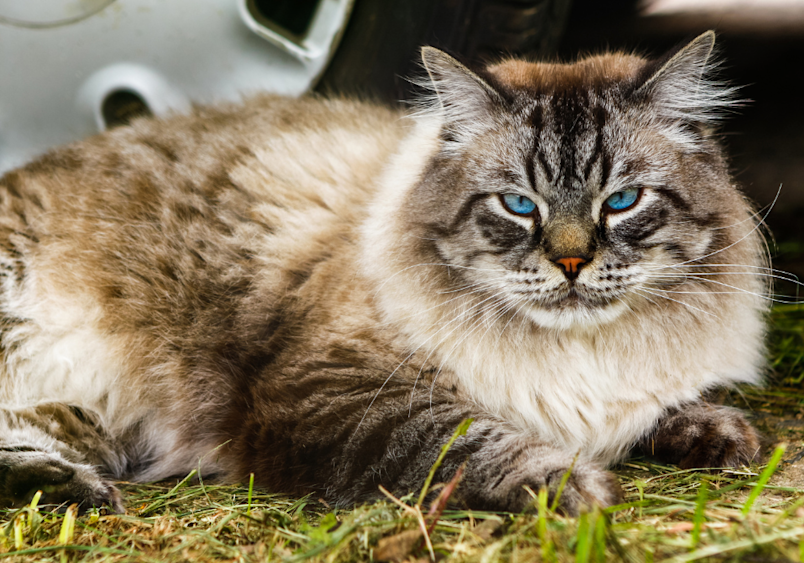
[0, 31, 766, 514]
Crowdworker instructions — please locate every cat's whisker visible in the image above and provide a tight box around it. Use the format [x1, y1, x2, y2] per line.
[638, 263, 804, 300]
[663, 184, 780, 269]
[426, 294, 520, 419]
[642, 274, 795, 304]
[369, 277, 511, 329]
[643, 270, 802, 290]
[436, 278, 511, 295]
[642, 270, 770, 290]
[645, 262, 801, 287]
[648, 284, 795, 301]
[392, 289, 513, 417]
[634, 287, 718, 318]
[633, 289, 659, 308]
[671, 278, 798, 298]
[650, 270, 801, 285]
[647, 289, 798, 304]
[356, 298, 492, 429]
[406, 293, 504, 407]
[706, 197, 778, 231]
[646, 261, 793, 275]
[426, 285, 515, 326]
[419, 299, 512, 414]
[494, 294, 532, 348]
[430, 293, 515, 357]
[372, 262, 508, 296]
[644, 282, 778, 306]
[370, 271, 517, 329]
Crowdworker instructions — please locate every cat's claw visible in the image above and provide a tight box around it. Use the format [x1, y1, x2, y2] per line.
[0, 450, 123, 514]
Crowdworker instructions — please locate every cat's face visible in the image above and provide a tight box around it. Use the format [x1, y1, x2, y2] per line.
[405, 34, 744, 330]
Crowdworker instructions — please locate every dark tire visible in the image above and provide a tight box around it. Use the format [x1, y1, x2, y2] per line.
[316, 0, 573, 102]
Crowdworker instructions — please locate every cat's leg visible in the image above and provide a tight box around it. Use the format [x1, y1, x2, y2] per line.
[230, 378, 622, 514]
[0, 403, 125, 513]
[637, 401, 762, 469]
[344, 414, 624, 514]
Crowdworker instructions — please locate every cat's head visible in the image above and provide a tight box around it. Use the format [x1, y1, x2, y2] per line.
[374, 31, 762, 331]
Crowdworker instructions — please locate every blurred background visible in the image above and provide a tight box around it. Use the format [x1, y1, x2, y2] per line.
[1, 0, 802, 287]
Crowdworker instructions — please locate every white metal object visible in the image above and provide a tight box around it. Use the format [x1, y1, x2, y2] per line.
[0, 0, 353, 172]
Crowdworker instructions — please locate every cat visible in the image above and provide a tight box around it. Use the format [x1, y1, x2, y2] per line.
[0, 30, 767, 515]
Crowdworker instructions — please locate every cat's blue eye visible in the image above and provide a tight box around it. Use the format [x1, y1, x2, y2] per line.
[604, 188, 641, 212]
[501, 194, 537, 216]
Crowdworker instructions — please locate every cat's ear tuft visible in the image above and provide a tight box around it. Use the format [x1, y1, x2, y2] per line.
[419, 47, 505, 144]
[637, 31, 736, 125]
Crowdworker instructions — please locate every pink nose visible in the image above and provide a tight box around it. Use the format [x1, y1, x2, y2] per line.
[553, 257, 587, 279]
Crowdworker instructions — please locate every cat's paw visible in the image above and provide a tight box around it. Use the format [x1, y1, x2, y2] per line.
[0, 449, 123, 513]
[543, 461, 623, 515]
[469, 446, 622, 515]
[645, 404, 762, 469]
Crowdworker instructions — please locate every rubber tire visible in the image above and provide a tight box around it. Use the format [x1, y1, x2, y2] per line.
[316, 0, 573, 102]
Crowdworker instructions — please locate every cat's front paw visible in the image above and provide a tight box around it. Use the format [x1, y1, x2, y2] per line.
[465, 444, 622, 515]
[0, 449, 123, 513]
[546, 461, 623, 515]
[644, 403, 762, 469]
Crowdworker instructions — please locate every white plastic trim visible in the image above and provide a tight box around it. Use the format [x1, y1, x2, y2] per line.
[238, 0, 354, 67]
[76, 64, 192, 131]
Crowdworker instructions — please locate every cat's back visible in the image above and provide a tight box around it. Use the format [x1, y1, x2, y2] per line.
[0, 94, 406, 409]
[0, 94, 406, 288]
[1, 94, 405, 226]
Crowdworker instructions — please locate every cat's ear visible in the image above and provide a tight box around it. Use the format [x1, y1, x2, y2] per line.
[420, 47, 505, 142]
[636, 31, 735, 125]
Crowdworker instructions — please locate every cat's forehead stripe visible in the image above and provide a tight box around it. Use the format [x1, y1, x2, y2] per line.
[529, 96, 611, 194]
[490, 55, 630, 198]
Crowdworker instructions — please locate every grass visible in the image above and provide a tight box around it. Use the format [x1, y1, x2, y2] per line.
[2, 306, 804, 562]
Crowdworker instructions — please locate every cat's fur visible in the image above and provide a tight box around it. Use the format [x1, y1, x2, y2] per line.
[0, 31, 766, 514]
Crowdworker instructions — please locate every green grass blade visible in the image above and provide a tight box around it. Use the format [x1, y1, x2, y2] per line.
[247, 472, 254, 516]
[593, 509, 606, 562]
[27, 492, 41, 513]
[537, 487, 554, 562]
[575, 511, 591, 563]
[417, 418, 473, 507]
[741, 444, 786, 515]
[537, 486, 548, 538]
[550, 452, 579, 512]
[634, 479, 645, 519]
[690, 478, 709, 548]
[140, 468, 198, 514]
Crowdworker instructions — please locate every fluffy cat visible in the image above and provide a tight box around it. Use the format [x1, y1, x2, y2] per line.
[0, 31, 766, 514]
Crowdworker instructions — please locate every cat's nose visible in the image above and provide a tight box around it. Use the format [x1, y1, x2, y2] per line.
[553, 256, 588, 280]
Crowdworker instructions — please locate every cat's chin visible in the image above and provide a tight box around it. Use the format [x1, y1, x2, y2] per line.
[522, 298, 629, 331]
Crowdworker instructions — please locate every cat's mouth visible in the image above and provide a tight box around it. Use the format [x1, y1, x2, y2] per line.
[522, 287, 630, 329]
[547, 284, 617, 310]
[558, 289, 586, 305]
[517, 282, 631, 329]
[552, 290, 601, 312]
[507, 280, 620, 310]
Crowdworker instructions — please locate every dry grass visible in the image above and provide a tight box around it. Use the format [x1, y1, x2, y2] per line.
[1, 305, 803, 562]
